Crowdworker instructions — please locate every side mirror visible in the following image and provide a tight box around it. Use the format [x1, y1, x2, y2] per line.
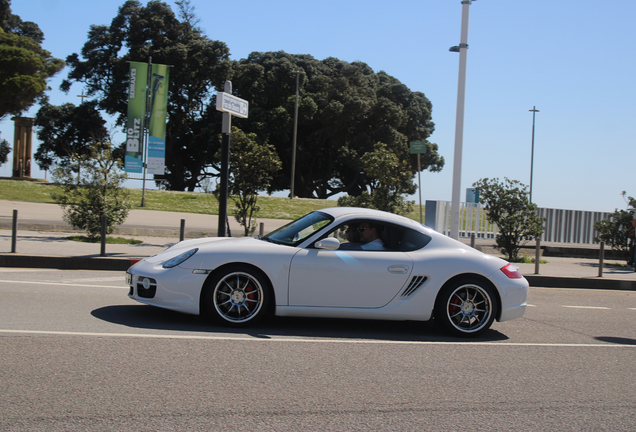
[314, 237, 340, 250]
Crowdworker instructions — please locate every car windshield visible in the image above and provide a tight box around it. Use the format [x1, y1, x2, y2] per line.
[261, 211, 333, 246]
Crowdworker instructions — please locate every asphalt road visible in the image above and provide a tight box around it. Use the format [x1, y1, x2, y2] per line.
[1, 268, 636, 431]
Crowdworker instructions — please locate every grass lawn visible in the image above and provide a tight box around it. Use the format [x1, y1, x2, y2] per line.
[0, 179, 424, 222]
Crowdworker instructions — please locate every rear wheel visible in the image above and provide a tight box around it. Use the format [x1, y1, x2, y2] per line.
[435, 278, 497, 337]
[202, 265, 270, 326]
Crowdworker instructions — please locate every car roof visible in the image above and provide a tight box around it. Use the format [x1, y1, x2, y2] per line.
[313, 207, 475, 252]
[317, 207, 420, 226]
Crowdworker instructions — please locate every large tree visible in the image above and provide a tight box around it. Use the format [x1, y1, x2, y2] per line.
[61, 0, 231, 191]
[230, 51, 444, 198]
[34, 100, 109, 172]
[0, 0, 64, 119]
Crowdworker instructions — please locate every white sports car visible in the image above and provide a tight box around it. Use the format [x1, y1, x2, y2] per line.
[126, 207, 528, 337]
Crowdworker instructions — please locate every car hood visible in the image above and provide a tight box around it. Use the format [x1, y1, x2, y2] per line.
[144, 236, 295, 269]
[164, 236, 251, 253]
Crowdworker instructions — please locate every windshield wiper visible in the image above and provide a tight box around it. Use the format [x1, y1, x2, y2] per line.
[259, 236, 279, 244]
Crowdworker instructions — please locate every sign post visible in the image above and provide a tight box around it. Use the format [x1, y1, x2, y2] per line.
[215, 82, 249, 237]
[410, 140, 427, 224]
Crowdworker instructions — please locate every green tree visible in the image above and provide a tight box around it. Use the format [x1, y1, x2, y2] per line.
[221, 127, 282, 236]
[230, 51, 444, 198]
[61, 0, 231, 191]
[34, 100, 109, 173]
[0, 0, 64, 119]
[337, 142, 415, 215]
[473, 177, 545, 261]
[0, 137, 9, 166]
[51, 142, 131, 240]
[594, 192, 636, 263]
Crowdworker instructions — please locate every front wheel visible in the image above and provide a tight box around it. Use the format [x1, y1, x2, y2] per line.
[202, 265, 271, 326]
[435, 278, 497, 337]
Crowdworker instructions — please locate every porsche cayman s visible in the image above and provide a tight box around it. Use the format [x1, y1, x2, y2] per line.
[126, 207, 528, 336]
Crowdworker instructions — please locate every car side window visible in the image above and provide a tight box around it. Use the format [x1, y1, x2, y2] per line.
[323, 223, 362, 250]
[321, 222, 431, 252]
[323, 221, 391, 251]
[399, 228, 432, 251]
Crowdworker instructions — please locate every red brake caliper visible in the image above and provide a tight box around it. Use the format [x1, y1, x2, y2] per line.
[449, 293, 462, 314]
[245, 282, 256, 309]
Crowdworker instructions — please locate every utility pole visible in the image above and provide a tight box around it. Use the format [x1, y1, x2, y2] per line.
[77, 90, 88, 105]
[529, 106, 539, 203]
[290, 69, 303, 199]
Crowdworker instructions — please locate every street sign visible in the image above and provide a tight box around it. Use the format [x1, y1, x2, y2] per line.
[410, 140, 427, 154]
[216, 92, 249, 118]
[409, 140, 428, 223]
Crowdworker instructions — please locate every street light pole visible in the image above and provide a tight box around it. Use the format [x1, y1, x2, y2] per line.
[529, 106, 539, 203]
[290, 69, 302, 199]
[449, 0, 475, 240]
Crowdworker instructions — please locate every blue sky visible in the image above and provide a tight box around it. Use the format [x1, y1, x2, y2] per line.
[2, 0, 634, 213]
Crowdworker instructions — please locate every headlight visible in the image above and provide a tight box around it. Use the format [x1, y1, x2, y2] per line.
[162, 248, 198, 269]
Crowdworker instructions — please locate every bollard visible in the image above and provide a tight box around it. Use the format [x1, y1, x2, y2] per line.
[100, 214, 107, 257]
[470, 233, 475, 248]
[180, 219, 185, 241]
[11, 209, 17, 253]
[534, 238, 541, 275]
[259, 222, 265, 237]
[598, 241, 604, 277]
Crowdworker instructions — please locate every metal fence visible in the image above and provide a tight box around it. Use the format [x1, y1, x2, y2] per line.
[424, 200, 612, 245]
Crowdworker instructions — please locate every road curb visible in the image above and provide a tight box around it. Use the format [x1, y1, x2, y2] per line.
[524, 274, 636, 291]
[0, 254, 140, 271]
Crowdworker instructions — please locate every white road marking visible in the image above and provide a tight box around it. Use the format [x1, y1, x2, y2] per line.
[562, 305, 610, 310]
[64, 276, 125, 283]
[0, 268, 57, 272]
[0, 279, 127, 289]
[0, 329, 634, 348]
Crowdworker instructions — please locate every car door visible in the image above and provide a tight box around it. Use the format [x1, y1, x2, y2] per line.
[288, 248, 413, 308]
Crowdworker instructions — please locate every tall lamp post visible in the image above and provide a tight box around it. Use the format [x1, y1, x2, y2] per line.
[449, 0, 475, 240]
[529, 106, 539, 203]
[290, 69, 303, 199]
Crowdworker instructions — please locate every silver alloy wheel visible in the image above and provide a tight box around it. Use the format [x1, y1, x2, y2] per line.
[213, 271, 264, 324]
[445, 283, 493, 334]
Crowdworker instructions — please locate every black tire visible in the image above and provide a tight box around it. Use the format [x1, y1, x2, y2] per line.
[435, 278, 497, 337]
[201, 265, 271, 327]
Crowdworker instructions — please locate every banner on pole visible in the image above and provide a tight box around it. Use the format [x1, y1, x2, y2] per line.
[146, 64, 169, 174]
[125, 61, 169, 175]
[125, 62, 147, 173]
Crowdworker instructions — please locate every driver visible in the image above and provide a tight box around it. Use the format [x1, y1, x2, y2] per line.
[357, 222, 387, 250]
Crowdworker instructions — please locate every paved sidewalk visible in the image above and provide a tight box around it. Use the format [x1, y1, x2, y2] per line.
[1, 201, 635, 290]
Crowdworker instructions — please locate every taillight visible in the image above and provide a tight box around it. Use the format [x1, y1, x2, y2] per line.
[501, 263, 522, 279]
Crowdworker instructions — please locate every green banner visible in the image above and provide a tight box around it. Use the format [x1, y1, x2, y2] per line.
[146, 64, 169, 175]
[125, 62, 147, 173]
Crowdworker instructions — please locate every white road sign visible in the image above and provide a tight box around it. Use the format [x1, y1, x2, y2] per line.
[216, 92, 249, 118]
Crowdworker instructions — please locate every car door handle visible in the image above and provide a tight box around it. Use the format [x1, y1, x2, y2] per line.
[388, 265, 409, 274]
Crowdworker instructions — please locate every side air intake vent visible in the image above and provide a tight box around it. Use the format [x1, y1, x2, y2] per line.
[401, 276, 428, 298]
